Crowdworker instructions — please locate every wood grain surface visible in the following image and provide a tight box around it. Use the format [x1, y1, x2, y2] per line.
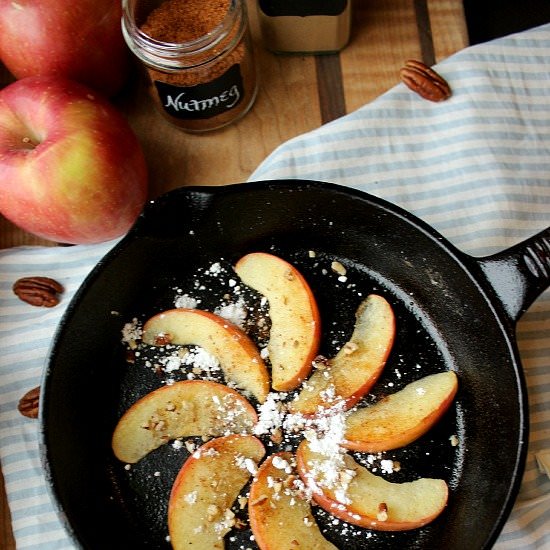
[0, 1, 467, 547]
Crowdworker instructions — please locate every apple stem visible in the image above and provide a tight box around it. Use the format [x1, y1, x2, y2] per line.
[21, 136, 38, 149]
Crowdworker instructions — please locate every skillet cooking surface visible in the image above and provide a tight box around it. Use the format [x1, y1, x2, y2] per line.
[42, 180, 528, 549]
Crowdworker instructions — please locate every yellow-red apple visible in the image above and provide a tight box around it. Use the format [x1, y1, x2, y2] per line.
[249, 451, 338, 550]
[0, 0, 130, 97]
[168, 434, 265, 549]
[142, 308, 270, 403]
[112, 380, 258, 463]
[290, 294, 395, 415]
[234, 252, 321, 392]
[0, 76, 148, 244]
[343, 371, 458, 452]
[296, 439, 448, 531]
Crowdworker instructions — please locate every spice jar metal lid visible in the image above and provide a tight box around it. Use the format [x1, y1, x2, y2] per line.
[257, 0, 352, 54]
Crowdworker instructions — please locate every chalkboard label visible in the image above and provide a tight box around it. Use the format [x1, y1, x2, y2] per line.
[259, 0, 348, 17]
[154, 65, 244, 120]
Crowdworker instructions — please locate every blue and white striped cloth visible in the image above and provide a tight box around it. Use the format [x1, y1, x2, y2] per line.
[1, 23, 549, 549]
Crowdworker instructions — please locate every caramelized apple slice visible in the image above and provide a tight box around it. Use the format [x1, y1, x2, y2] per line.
[296, 440, 448, 531]
[290, 294, 395, 415]
[343, 371, 458, 452]
[249, 452, 338, 550]
[234, 252, 321, 392]
[169, 434, 265, 550]
[142, 308, 270, 403]
[112, 380, 258, 463]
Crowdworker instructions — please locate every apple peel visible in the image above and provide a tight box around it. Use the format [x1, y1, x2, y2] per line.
[142, 308, 270, 403]
[296, 439, 448, 531]
[249, 451, 338, 550]
[168, 434, 265, 550]
[112, 380, 258, 463]
[234, 252, 321, 392]
[343, 371, 459, 452]
[290, 294, 395, 415]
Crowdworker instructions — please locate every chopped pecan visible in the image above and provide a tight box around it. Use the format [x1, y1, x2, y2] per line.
[154, 333, 172, 346]
[12, 276, 64, 307]
[18, 386, 40, 418]
[399, 59, 451, 102]
[377, 502, 389, 521]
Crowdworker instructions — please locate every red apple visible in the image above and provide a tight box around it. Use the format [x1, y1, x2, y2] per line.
[343, 371, 458, 452]
[168, 435, 266, 549]
[249, 451, 338, 550]
[234, 252, 321, 392]
[142, 308, 270, 404]
[0, 0, 130, 97]
[0, 76, 148, 244]
[290, 294, 395, 415]
[112, 380, 258, 464]
[296, 439, 448, 531]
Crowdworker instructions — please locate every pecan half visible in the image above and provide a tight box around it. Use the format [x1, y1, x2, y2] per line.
[12, 276, 64, 307]
[18, 386, 40, 418]
[399, 59, 451, 102]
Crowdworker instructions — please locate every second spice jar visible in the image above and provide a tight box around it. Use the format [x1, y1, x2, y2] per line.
[257, 0, 352, 54]
[122, 0, 258, 132]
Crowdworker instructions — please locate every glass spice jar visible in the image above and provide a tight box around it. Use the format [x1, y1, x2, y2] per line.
[257, 0, 352, 54]
[122, 0, 258, 132]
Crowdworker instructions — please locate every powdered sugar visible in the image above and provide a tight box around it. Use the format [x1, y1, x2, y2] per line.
[117, 252, 457, 548]
[174, 293, 200, 309]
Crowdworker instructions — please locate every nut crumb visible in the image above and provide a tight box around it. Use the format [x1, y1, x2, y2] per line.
[331, 261, 346, 276]
[154, 333, 172, 346]
[377, 502, 388, 521]
[206, 504, 220, 520]
[342, 342, 359, 355]
[250, 495, 268, 506]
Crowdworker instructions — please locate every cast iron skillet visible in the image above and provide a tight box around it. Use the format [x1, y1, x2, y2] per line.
[40, 180, 549, 550]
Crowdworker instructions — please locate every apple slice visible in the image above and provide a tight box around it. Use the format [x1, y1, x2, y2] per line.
[290, 294, 395, 415]
[168, 434, 265, 550]
[343, 371, 458, 452]
[249, 451, 338, 550]
[142, 308, 270, 403]
[296, 439, 448, 531]
[234, 252, 321, 392]
[112, 380, 258, 463]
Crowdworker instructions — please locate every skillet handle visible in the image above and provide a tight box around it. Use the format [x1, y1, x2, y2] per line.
[478, 227, 550, 324]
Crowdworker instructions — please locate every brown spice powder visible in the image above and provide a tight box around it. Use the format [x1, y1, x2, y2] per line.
[139, 0, 256, 131]
[141, 0, 231, 43]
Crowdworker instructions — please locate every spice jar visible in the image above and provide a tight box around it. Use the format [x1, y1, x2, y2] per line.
[122, 0, 258, 132]
[257, 0, 352, 54]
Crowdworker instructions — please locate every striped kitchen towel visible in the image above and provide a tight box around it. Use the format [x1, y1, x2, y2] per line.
[1, 22, 549, 550]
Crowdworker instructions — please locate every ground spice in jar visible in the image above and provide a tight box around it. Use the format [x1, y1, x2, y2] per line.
[122, 0, 258, 132]
[141, 0, 230, 42]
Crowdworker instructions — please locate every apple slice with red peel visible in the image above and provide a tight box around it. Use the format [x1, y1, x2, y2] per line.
[290, 294, 395, 415]
[296, 439, 448, 531]
[142, 308, 270, 403]
[234, 252, 321, 392]
[249, 451, 338, 550]
[112, 380, 258, 463]
[343, 371, 458, 452]
[168, 434, 265, 550]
